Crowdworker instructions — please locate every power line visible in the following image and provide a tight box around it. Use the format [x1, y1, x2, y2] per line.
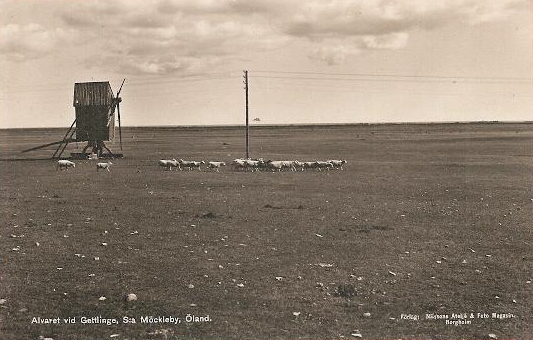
[0, 76, 240, 95]
[252, 75, 531, 85]
[252, 70, 531, 81]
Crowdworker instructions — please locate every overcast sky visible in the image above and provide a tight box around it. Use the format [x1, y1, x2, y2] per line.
[0, 0, 531, 128]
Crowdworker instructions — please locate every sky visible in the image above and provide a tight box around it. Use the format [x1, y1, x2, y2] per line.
[0, 0, 531, 128]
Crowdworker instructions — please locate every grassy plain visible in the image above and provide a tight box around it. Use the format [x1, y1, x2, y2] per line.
[0, 123, 532, 340]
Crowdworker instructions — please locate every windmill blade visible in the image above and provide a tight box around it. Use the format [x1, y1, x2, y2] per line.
[117, 102, 123, 151]
[116, 78, 126, 97]
[22, 139, 76, 153]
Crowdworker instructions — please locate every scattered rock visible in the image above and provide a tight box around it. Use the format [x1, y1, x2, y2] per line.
[236, 283, 245, 288]
[488, 334, 497, 339]
[188, 284, 195, 289]
[98, 296, 106, 301]
[35, 242, 40, 247]
[388, 271, 397, 276]
[275, 277, 283, 281]
[0, 299, 6, 305]
[125, 293, 137, 302]
[38, 336, 54, 340]
[351, 331, 363, 338]
[317, 263, 333, 268]
[101, 243, 108, 246]
[292, 311, 301, 317]
[315, 233, 324, 238]
[363, 312, 371, 318]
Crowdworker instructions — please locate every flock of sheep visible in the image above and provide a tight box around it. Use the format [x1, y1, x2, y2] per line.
[56, 158, 347, 173]
[159, 158, 347, 172]
[56, 159, 112, 172]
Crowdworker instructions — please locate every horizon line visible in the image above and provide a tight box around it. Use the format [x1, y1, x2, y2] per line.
[1, 120, 532, 130]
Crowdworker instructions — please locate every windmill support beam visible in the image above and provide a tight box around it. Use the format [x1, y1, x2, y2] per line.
[53, 127, 77, 159]
[51, 119, 76, 159]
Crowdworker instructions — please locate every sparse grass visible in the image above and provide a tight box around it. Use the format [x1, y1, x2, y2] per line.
[0, 123, 532, 340]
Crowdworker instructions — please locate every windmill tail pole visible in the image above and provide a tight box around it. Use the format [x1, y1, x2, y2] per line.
[117, 103, 123, 151]
[116, 78, 126, 97]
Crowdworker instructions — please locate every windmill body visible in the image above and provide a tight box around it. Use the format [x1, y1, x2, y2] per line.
[22, 79, 125, 159]
[72, 81, 123, 158]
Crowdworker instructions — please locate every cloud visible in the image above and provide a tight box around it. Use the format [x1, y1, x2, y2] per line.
[0, 23, 77, 61]
[1, 0, 527, 70]
[289, 0, 527, 64]
[308, 32, 409, 65]
[284, 0, 528, 38]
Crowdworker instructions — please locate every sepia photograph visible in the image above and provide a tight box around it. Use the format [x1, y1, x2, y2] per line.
[0, 1, 532, 339]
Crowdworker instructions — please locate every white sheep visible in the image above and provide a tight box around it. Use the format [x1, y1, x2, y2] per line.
[231, 159, 247, 171]
[96, 162, 113, 172]
[265, 160, 283, 172]
[302, 161, 317, 171]
[327, 160, 347, 170]
[56, 160, 75, 171]
[315, 161, 333, 171]
[159, 159, 180, 171]
[207, 161, 226, 172]
[179, 159, 205, 171]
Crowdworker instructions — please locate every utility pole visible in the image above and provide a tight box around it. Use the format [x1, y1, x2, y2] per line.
[243, 70, 249, 159]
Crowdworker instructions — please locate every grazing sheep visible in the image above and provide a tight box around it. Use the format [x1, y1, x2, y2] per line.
[279, 160, 297, 171]
[57, 160, 75, 171]
[315, 161, 333, 171]
[265, 160, 283, 172]
[231, 159, 247, 171]
[159, 159, 180, 171]
[293, 160, 305, 171]
[207, 161, 226, 172]
[302, 161, 317, 171]
[179, 159, 205, 171]
[244, 159, 261, 172]
[327, 160, 347, 170]
[96, 162, 113, 172]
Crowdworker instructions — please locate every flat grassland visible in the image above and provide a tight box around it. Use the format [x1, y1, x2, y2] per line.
[0, 123, 532, 340]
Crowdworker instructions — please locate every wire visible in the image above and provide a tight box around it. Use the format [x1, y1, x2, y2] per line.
[252, 75, 531, 85]
[252, 70, 531, 81]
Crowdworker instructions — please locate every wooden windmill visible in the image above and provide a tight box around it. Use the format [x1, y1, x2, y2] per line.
[22, 79, 125, 159]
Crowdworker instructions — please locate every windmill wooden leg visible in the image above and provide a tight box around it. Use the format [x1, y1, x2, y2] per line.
[82, 143, 91, 154]
[102, 142, 115, 159]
